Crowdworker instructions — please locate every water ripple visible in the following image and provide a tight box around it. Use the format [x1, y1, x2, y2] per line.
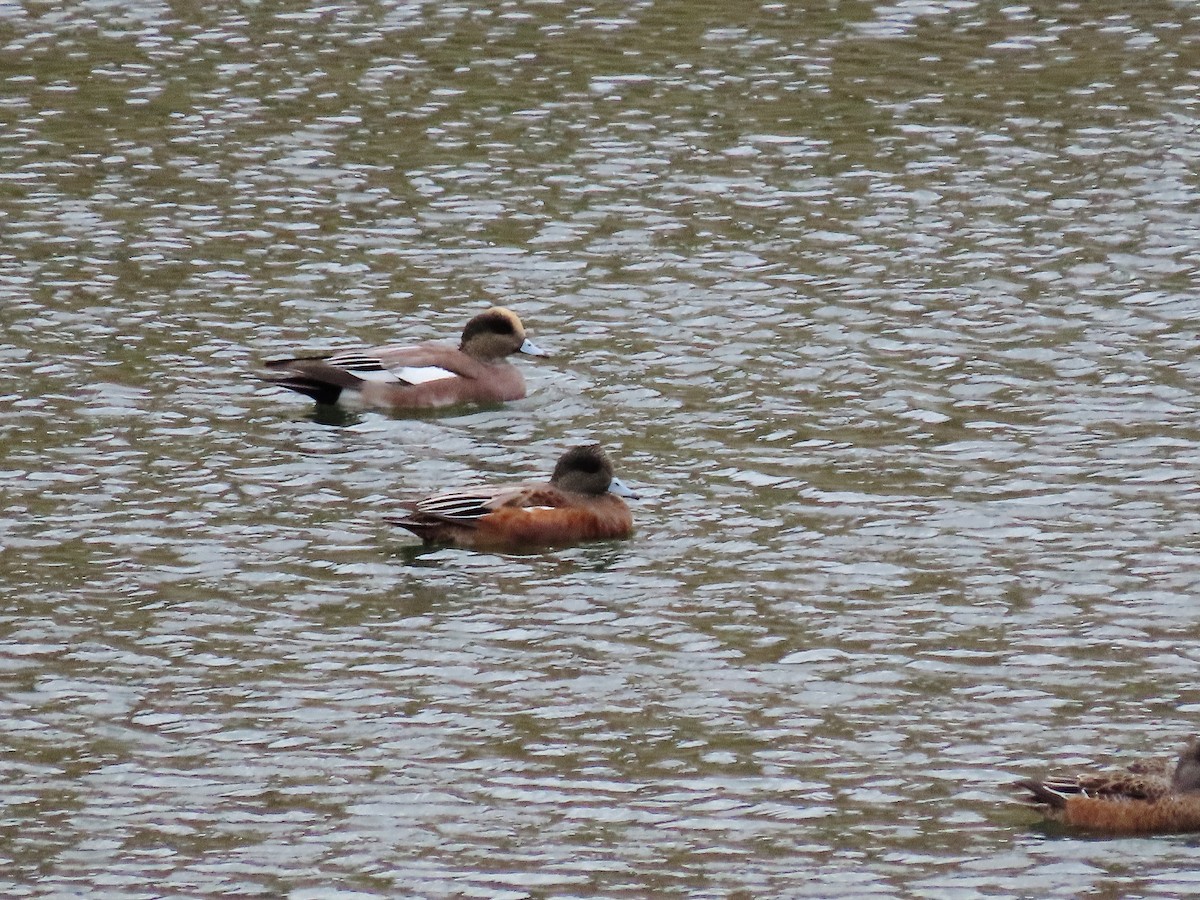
[4, 1, 1200, 897]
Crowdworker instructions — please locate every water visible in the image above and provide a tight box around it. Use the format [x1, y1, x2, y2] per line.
[4, 1, 1200, 896]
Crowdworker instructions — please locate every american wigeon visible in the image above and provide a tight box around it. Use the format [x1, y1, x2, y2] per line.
[385, 444, 637, 549]
[1016, 737, 1200, 834]
[262, 307, 547, 409]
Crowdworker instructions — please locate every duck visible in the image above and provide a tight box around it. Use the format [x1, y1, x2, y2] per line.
[262, 307, 547, 409]
[385, 444, 637, 550]
[1015, 736, 1200, 834]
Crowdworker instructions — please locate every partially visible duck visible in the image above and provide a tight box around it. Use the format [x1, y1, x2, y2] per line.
[262, 306, 547, 409]
[386, 444, 637, 550]
[1016, 736, 1200, 834]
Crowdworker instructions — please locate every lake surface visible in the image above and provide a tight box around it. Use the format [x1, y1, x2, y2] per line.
[4, 1, 1200, 896]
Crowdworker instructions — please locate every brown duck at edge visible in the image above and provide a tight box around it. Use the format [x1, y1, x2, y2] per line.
[1015, 736, 1200, 835]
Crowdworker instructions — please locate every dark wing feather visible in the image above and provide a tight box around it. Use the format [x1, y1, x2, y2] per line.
[412, 489, 499, 522]
[411, 485, 539, 524]
[322, 350, 391, 373]
[1015, 779, 1069, 811]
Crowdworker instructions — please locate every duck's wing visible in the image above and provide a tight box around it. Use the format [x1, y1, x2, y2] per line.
[361, 343, 491, 383]
[321, 342, 476, 386]
[407, 483, 563, 524]
[1126, 756, 1175, 778]
[1073, 768, 1174, 801]
[1021, 767, 1174, 806]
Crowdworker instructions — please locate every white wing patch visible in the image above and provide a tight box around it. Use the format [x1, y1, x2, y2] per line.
[354, 369, 405, 384]
[393, 365, 458, 385]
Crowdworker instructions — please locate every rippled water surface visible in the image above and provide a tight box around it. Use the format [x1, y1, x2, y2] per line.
[4, 1, 1200, 896]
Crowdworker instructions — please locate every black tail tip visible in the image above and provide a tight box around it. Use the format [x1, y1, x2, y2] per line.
[261, 374, 344, 406]
[1014, 779, 1066, 810]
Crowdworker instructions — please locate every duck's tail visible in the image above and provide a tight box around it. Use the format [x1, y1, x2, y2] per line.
[1014, 779, 1069, 811]
[261, 358, 364, 405]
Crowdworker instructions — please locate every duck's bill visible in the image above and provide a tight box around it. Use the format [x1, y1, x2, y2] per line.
[519, 338, 551, 357]
[608, 476, 639, 499]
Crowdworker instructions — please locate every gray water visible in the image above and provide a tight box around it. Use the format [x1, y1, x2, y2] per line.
[4, 1, 1200, 897]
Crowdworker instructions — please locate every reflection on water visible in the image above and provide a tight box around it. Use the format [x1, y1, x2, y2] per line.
[4, 1, 1200, 896]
